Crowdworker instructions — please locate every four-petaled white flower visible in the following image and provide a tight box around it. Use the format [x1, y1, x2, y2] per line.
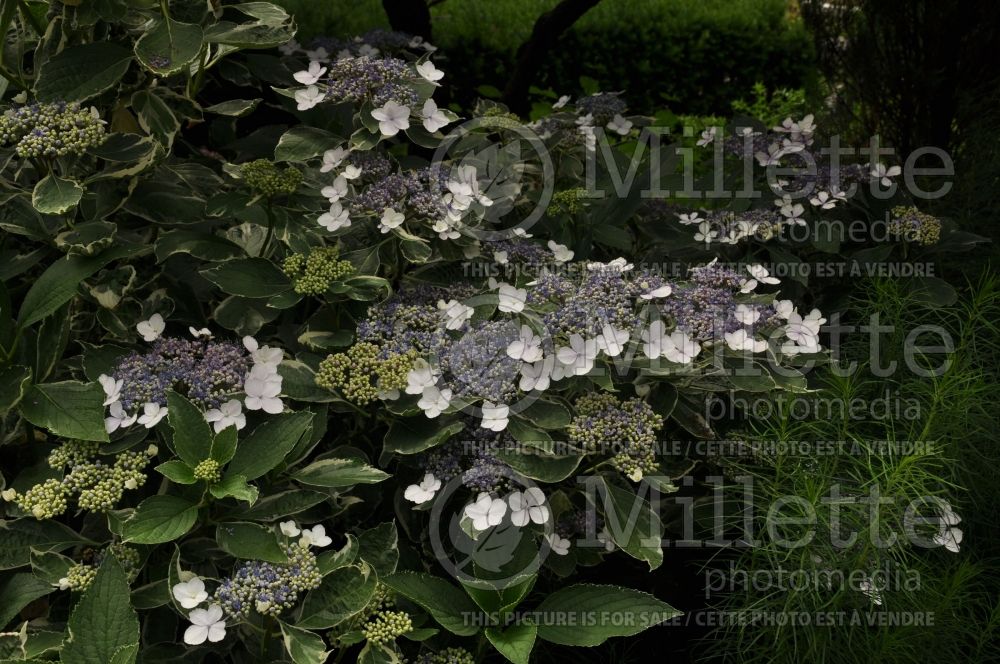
[204, 399, 246, 433]
[321, 175, 348, 202]
[694, 221, 717, 244]
[595, 324, 630, 357]
[244, 368, 283, 414]
[547, 240, 574, 263]
[105, 401, 137, 433]
[725, 329, 767, 354]
[519, 357, 554, 392]
[418, 386, 452, 418]
[416, 60, 444, 83]
[371, 101, 410, 137]
[497, 283, 527, 314]
[190, 327, 212, 338]
[184, 604, 226, 645]
[404, 473, 441, 504]
[294, 85, 324, 111]
[734, 304, 761, 326]
[379, 207, 405, 234]
[405, 359, 439, 395]
[137, 313, 165, 341]
[465, 493, 507, 531]
[745, 264, 780, 292]
[98, 374, 123, 406]
[243, 337, 284, 367]
[480, 402, 510, 432]
[677, 212, 702, 225]
[545, 532, 571, 555]
[299, 524, 332, 548]
[552, 95, 571, 109]
[508, 487, 549, 526]
[784, 311, 821, 350]
[696, 127, 717, 147]
[663, 330, 700, 364]
[318, 201, 351, 231]
[438, 298, 474, 330]
[172, 577, 209, 610]
[421, 98, 451, 133]
[641, 320, 669, 359]
[607, 114, 633, 136]
[871, 163, 901, 187]
[809, 190, 839, 209]
[933, 504, 963, 553]
[279, 520, 300, 538]
[506, 325, 543, 363]
[320, 147, 348, 173]
[556, 334, 598, 376]
[640, 284, 672, 300]
[293, 61, 327, 85]
[138, 402, 167, 428]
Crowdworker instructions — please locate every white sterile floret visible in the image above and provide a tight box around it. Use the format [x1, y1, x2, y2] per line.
[418, 386, 452, 418]
[465, 493, 507, 531]
[137, 313, 165, 341]
[480, 402, 510, 432]
[204, 399, 246, 433]
[172, 577, 209, 610]
[506, 325, 544, 363]
[497, 283, 527, 314]
[184, 604, 226, 645]
[507, 487, 549, 526]
[371, 100, 411, 137]
[404, 473, 441, 504]
[299, 524, 332, 548]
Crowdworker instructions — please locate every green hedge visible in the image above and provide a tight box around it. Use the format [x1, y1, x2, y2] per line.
[277, 0, 815, 115]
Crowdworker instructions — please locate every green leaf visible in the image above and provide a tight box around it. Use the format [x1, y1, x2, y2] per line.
[209, 473, 259, 504]
[274, 127, 342, 163]
[534, 584, 679, 646]
[485, 622, 536, 664]
[0, 573, 54, 629]
[32, 175, 84, 215]
[200, 258, 293, 298]
[297, 565, 376, 629]
[205, 99, 262, 117]
[35, 42, 133, 103]
[17, 242, 144, 327]
[520, 399, 571, 429]
[132, 90, 180, 148]
[60, 557, 140, 664]
[383, 418, 464, 455]
[495, 449, 581, 483]
[601, 478, 663, 571]
[155, 460, 197, 484]
[166, 391, 213, 466]
[291, 458, 389, 488]
[211, 425, 238, 464]
[154, 229, 244, 263]
[216, 522, 287, 562]
[227, 411, 312, 481]
[134, 17, 204, 76]
[54, 220, 117, 257]
[0, 365, 32, 412]
[280, 621, 329, 664]
[357, 522, 398, 577]
[239, 489, 326, 521]
[122, 495, 198, 544]
[381, 572, 479, 636]
[0, 520, 88, 570]
[20, 381, 108, 442]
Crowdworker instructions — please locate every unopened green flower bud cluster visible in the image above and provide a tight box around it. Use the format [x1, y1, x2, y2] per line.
[362, 609, 413, 644]
[193, 458, 222, 482]
[61, 543, 142, 592]
[548, 188, 589, 216]
[240, 159, 302, 197]
[3, 440, 156, 518]
[567, 392, 664, 480]
[0, 101, 106, 158]
[330, 581, 396, 645]
[414, 647, 476, 664]
[316, 342, 417, 405]
[888, 205, 942, 246]
[282, 246, 355, 296]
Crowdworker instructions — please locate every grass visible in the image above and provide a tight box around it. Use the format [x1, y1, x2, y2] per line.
[698, 274, 1000, 663]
